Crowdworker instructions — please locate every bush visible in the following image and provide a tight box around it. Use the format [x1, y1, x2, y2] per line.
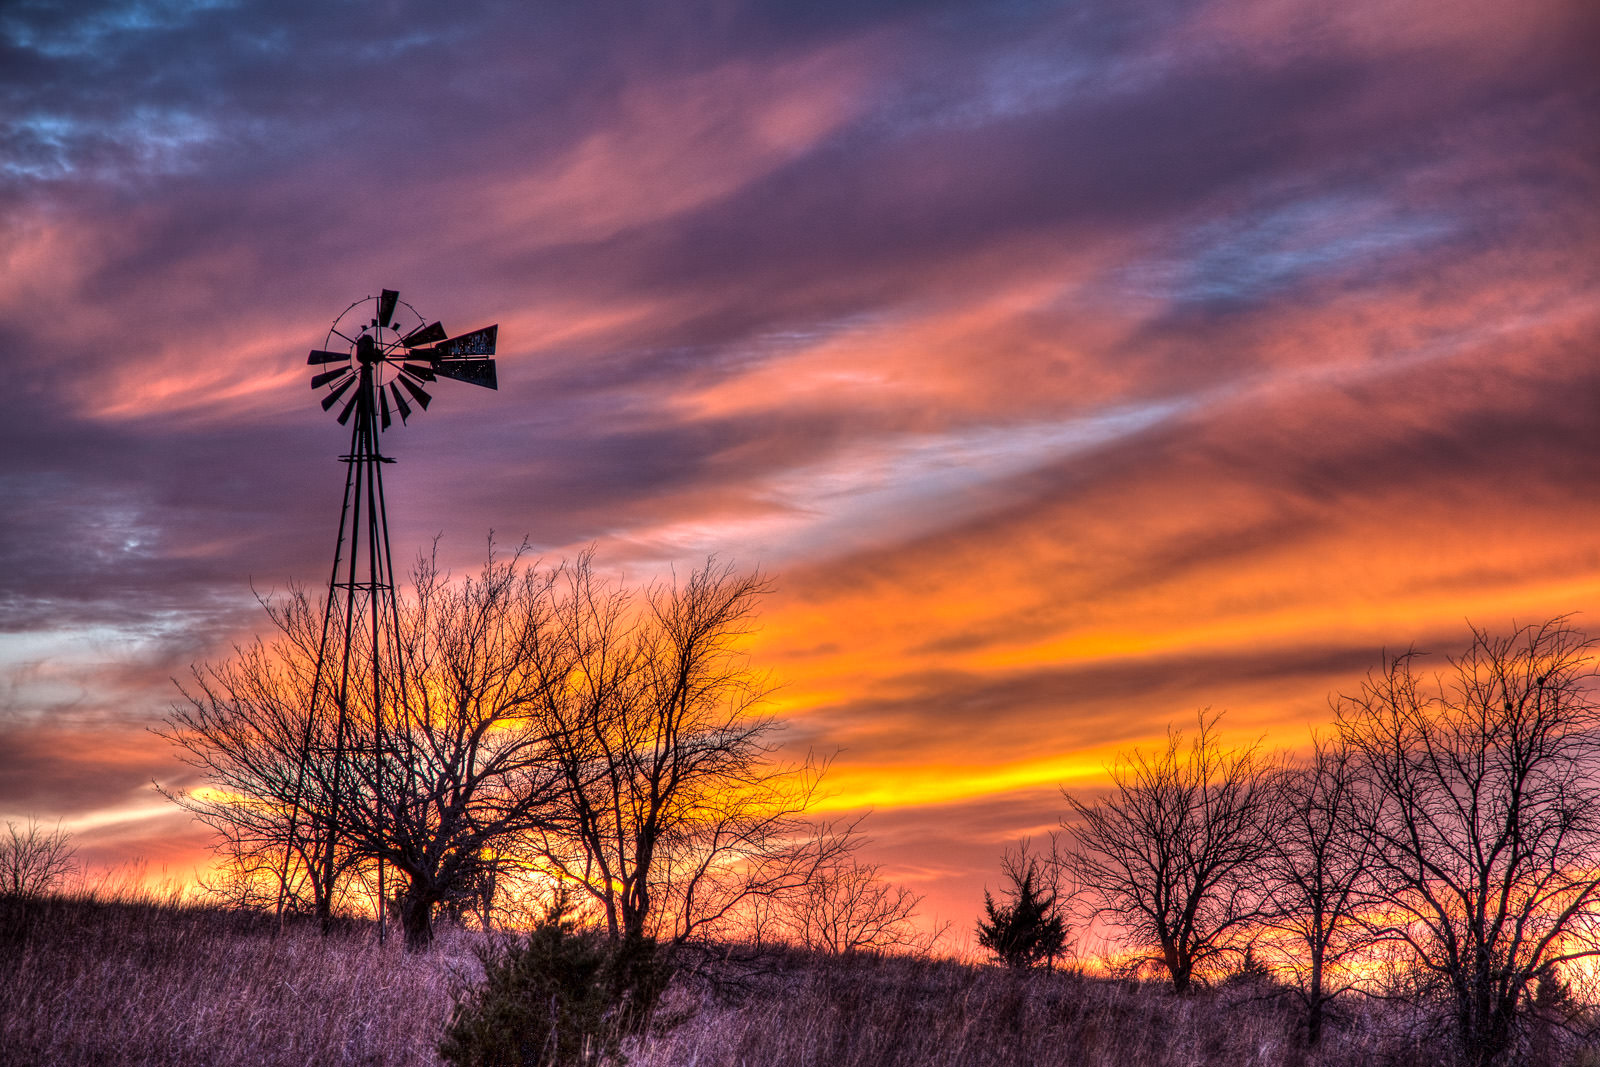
[977, 848, 1068, 970]
[440, 898, 670, 1067]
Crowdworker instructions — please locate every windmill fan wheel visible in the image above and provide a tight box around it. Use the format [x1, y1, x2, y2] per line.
[306, 287, 498, 430]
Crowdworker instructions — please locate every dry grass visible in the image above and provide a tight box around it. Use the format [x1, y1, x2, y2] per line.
[640, 950, 1449, 1067]
[3, 894, 1594, 1067]
[0, 892, 471, 1066]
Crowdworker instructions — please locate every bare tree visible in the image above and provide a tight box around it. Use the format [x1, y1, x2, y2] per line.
[778, 840, 928, 955]
[1063, 710, 1280, 992]
[533, 556, 833, 945]
[1259, 732, 1374, 1047]
[1336, 618, 1600, 1067]
[162, 548, 568, 950]
[0, 818, 78, 897]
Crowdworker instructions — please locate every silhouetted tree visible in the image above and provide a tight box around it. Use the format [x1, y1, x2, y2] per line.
[354, 551, 568, 950]
[1064, 711, 1280, 993]
[532, 557, 836, 945]
[778, 837, 929, 955]
[1337, 618, 1600, 1067]
[1259, 732, 1374, 1047]
[0, 819, 78, 897]
[977, 841, 1068, 969]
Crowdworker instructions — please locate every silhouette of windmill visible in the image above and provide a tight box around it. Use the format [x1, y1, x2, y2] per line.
[282, 289, 498, 943]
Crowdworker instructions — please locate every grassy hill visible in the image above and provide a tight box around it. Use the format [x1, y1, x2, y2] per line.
[2, 892, 1589, 1066]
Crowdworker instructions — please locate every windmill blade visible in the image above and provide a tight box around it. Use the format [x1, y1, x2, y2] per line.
[389, 381, 412, 423]
[308, 349, 348, 365]
[428, 324, 497, 357]
[379, 385, 392, 430]
[396, 374, 432, 410]
[400, 362, 436, 382]
[320, 374, 357, 411]
[310, 368, 348, 389]
[433, 358, 498, 390]
[337, 389, 360, 425]
[401, 321, 446, 348]
[377, 289, 399, 329]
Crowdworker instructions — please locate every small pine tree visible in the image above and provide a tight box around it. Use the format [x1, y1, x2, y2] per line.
[440, 892, 670, 1067]
[976, 852, 1067, 970]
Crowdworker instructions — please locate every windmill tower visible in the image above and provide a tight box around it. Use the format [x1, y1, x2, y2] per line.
[283, 289, 499, 943]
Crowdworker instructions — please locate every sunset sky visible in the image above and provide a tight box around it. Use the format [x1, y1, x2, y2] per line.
[3, 0, 1597, 937]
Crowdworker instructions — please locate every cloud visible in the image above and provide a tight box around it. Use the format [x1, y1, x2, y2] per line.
[0, 718, 186, 819]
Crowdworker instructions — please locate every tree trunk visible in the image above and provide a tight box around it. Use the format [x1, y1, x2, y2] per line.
[1161, 938, 1192, 993]
[626, 880, 650, 942]
[399, 884, 437, 952]
[1306, 949, 1324, 1046]
[1457, 990, 1514, 1067]
[621, 904, 648, 943]
[313, 827, 336, 935]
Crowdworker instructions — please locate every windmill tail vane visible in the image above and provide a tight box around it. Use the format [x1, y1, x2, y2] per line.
[279, 287, 500, 945]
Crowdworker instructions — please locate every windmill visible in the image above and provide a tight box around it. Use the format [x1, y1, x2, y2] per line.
[283, 289, 499, 943]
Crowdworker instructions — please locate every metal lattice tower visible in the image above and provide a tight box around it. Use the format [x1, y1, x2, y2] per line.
[282, 289, 499, 943]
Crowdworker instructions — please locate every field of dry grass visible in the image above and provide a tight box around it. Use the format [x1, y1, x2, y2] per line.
[3, 892, 1594, 1067]
[643, 950, 1453, 1067]
[0, 893, 466, 1066]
